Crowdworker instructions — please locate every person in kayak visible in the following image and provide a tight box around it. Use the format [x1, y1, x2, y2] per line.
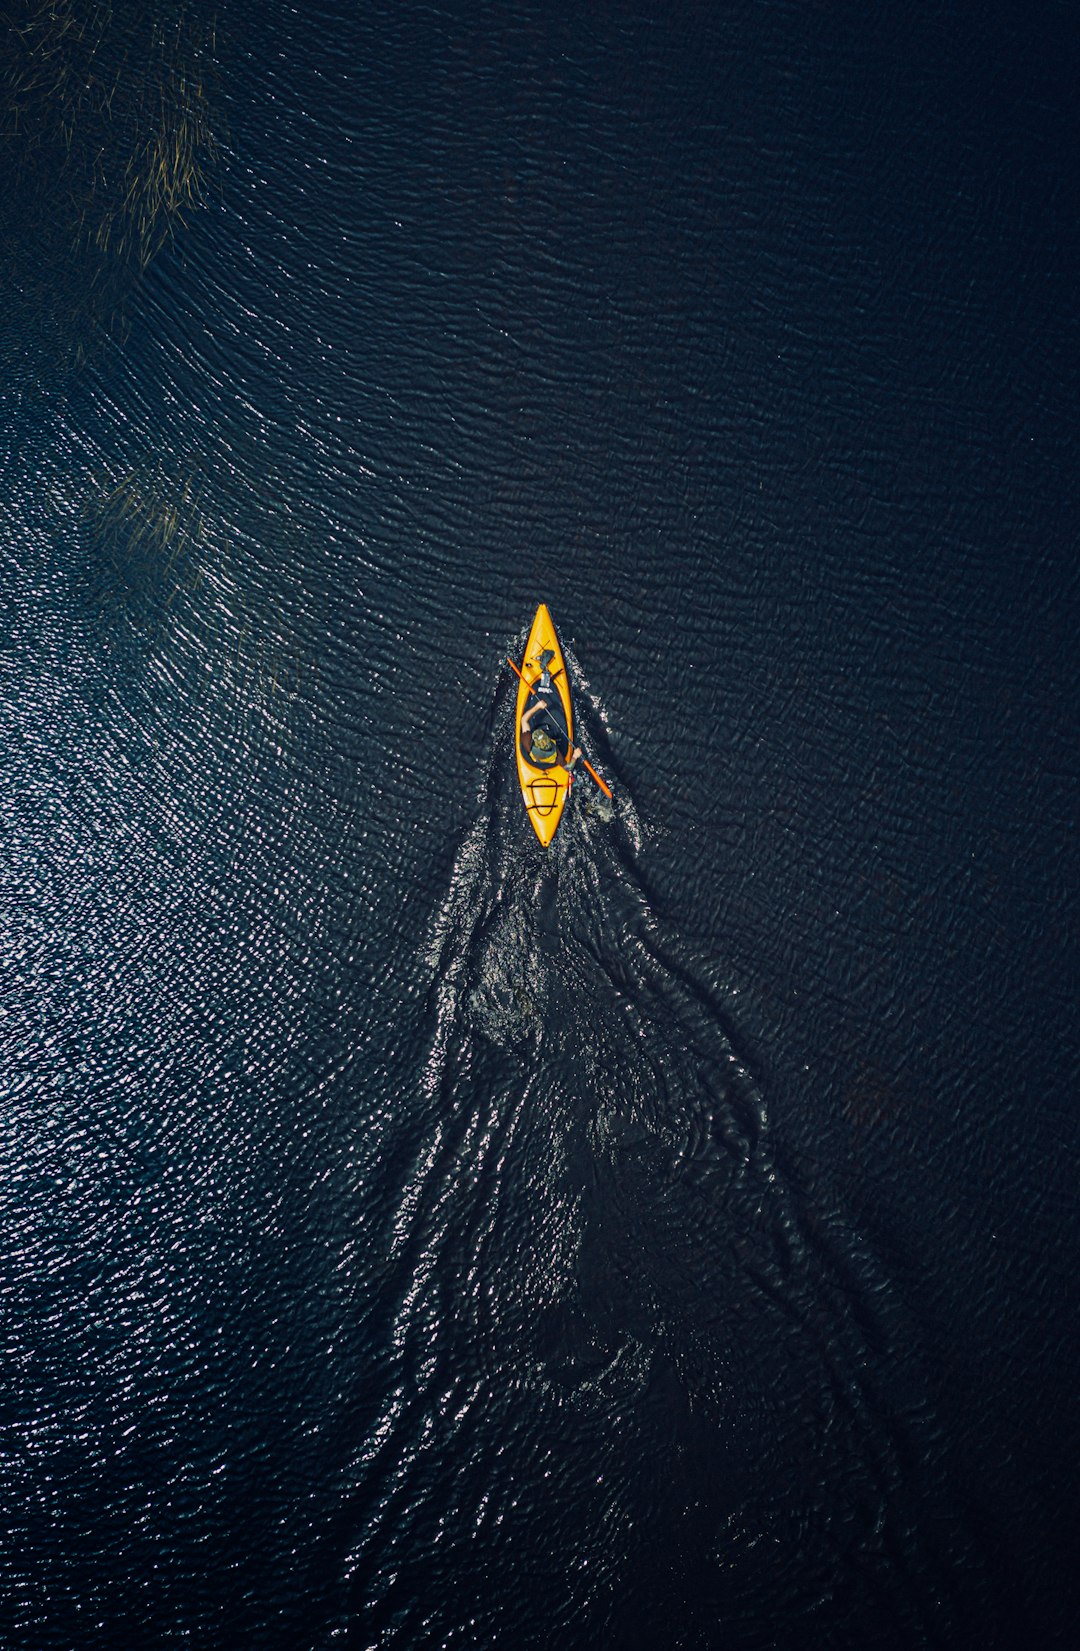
[521, 697, 582, 773]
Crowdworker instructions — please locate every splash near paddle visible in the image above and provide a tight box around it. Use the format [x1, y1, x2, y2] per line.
[512, 604, 576, 846]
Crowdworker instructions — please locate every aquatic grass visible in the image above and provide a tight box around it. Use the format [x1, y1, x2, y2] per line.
[90, 18, 220, 268]
[0, 0, 220, 367]
[85, 463, 212, 628]
[5, 7, 307, 721]
[82, 462, 311, 715]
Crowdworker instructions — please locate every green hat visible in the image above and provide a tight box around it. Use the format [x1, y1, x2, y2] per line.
[533, 728, 555, 752]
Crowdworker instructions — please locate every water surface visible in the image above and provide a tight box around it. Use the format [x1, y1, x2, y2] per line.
[1, 1, 1077, 1646]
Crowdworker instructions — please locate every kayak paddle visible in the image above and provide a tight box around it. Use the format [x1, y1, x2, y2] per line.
[506, 654, 614, 800]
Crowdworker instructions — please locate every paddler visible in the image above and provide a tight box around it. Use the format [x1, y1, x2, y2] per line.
[521, 697, 582, 774]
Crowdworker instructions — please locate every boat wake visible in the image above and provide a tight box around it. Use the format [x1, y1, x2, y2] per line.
[350, 654, 989, 1649]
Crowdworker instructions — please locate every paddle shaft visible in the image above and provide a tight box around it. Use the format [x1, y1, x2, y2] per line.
[506, 655, 614, 800]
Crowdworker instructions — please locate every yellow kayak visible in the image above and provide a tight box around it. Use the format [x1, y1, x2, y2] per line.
[513, 603, 575, 847]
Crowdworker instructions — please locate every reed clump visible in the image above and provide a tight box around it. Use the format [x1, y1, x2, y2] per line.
[84, 463, 308, 709]
[85, 461, 209, 631]
[91, 18, 220, 267]
[94, 465, 206, 565]
[1, 0, 219, 363]
[4, 0, 219, 264]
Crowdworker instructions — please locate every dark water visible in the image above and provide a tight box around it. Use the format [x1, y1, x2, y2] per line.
[2, 1, 1078, 1646]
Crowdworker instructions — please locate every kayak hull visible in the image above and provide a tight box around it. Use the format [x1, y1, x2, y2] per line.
[515, 604, 574, 847]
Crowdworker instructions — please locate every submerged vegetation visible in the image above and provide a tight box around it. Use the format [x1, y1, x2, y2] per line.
[87, 463, 209, 618]
[83, 462, 310, 712]
[3, 0, 219, 264]
[0, 0, 219, 363]
[4, 8, 305, 720]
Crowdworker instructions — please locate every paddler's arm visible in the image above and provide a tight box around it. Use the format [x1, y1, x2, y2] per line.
[521, 698, 542, 757]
